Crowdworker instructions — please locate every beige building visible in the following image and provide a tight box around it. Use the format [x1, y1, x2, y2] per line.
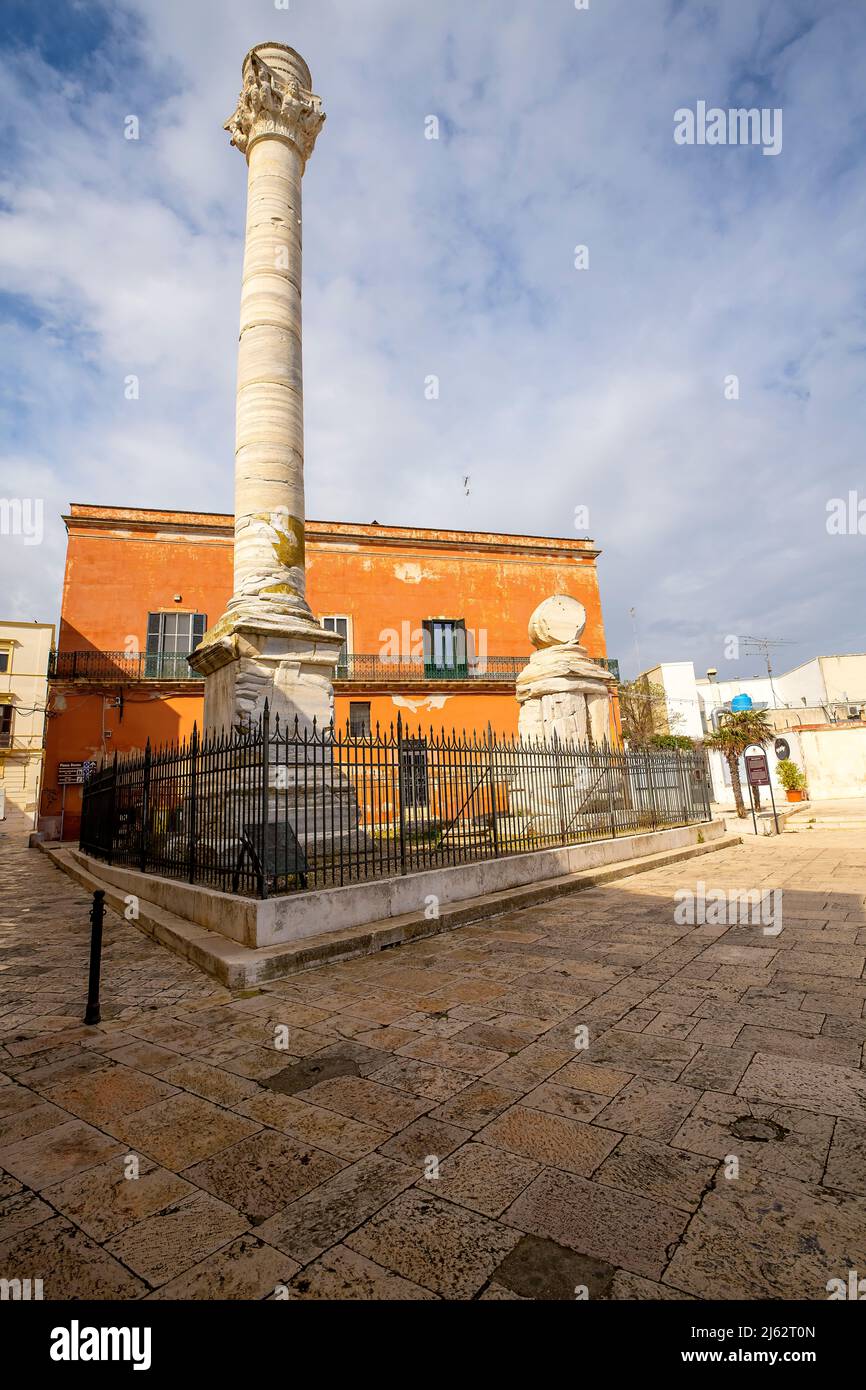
[0, 621, 54, 831]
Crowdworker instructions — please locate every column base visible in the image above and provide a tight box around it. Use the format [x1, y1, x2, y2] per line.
[188, 611, 344, 736]
[189, 766, 368, 895]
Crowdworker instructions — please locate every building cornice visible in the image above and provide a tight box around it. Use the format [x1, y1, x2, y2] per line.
[63, 506, 601, 559]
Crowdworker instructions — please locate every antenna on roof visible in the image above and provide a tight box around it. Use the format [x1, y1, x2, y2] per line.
[737, 635, 799, 704]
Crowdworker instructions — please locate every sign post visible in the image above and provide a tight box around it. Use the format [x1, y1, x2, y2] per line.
[57, 762, 85, 841]
[744, 746, 779, 836]
[746, 777, 758, 834]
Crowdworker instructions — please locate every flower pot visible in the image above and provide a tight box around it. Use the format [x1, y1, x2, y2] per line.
[786, 789, 805, 802]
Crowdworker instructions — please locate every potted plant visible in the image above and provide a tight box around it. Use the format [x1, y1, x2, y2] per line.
[776, 758, 807, 802]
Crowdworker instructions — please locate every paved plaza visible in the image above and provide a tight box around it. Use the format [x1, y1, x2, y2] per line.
[1, 827, 865, 1300]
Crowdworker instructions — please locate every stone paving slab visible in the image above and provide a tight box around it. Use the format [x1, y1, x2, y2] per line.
[344, 1189, 521, 1298]
[663, 1168, 866, 1300]
[0, 1214, 147, 1298]
[737, 1051, 866, 1121]
[2, 827, 866, 1299]
[504, 1166, 688, 1278]
[146, 1234, 299, 1300]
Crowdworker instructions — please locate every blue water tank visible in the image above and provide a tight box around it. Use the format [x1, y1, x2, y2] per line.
[731, 693, 753, 712]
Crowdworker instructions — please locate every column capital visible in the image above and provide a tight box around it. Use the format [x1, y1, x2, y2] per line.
[224, 43, 325, 165]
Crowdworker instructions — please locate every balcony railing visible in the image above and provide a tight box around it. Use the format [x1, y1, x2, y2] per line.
[49, 650, 200, 683]
[50, 649, 620, 685]
[337, 655, 620, 682]
[335, 654, 525, 682]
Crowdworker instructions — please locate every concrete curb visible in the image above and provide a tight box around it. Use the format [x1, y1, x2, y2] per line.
[41, 831, 740, 990]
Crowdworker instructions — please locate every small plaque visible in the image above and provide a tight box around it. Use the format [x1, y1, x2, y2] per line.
[745, 753, 770, 787]
[234, 820, 308, 893]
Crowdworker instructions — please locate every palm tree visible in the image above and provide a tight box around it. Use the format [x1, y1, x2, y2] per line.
[705, 710, 773, 818]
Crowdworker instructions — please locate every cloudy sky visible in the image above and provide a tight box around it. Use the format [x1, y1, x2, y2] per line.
[1, 0, 864, 681]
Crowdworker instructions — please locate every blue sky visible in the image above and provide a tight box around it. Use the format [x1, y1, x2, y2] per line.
[1, 0, 865, 681]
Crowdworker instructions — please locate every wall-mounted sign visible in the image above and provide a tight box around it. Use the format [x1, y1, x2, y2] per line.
[57, 763, 85, 785]
[774, 737, 790, 760]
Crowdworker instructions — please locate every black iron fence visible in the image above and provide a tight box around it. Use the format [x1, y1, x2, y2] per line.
[80, 707, 711, 899]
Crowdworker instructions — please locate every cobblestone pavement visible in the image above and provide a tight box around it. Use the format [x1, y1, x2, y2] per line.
[1, 829, 865, 1300]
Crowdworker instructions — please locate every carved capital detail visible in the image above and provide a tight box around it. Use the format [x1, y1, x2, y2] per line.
[224, 51, 325, 163]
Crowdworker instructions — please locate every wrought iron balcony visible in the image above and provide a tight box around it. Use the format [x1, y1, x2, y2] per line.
[335, 654, 620, 682]
[50, 648, 620, 686]
[49, 650, 201, 683]
[333, 654, 526, 683]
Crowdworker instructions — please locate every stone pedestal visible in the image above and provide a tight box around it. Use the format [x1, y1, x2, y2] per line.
[192, 765, 365, 889]
[191, 622, 339, 734]
[516, 594, 615, 747]
[510, 595, 616, 835]
[189, 42, 341, 733]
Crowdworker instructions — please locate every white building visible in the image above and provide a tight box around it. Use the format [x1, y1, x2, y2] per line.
[697, 655, 866, 730]
[639, 654, 866, 806]
[0, 621, 54, 832]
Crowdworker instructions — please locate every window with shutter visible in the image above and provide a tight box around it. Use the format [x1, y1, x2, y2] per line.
[145, 613, 207, 677]
[422, 620, 467, 678]
[349, 702, 371, 737]
[322, 616, 350, 675]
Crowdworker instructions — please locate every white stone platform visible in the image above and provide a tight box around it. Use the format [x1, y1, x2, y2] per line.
[43, 820, 729, 987]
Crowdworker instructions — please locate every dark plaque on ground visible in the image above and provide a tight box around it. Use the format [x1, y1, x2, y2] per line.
[234, 820, 308, 890]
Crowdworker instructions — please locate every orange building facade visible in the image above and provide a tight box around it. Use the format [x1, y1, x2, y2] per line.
[41, 505, 618, 839]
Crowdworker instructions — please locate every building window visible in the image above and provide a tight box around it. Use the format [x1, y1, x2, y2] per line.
[145, 612, 206, 678]
[349, 701, 371, 738]
[422, 620, 467, 678]
[401, 737, 428, 808]
[322, 616, 350, 676]
[0, 705, 12, 748]
[0, 650, 9, 674]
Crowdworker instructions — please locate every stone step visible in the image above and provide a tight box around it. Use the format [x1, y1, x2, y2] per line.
[41, 831, 739, 991]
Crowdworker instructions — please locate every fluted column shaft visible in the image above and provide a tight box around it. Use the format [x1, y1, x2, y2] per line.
[223, 42, 326, 628]
[232, 131, 307, 612]
[189, 42, 341, 732]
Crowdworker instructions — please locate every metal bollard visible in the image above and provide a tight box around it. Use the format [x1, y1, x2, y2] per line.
[84, 890, 105, 1025]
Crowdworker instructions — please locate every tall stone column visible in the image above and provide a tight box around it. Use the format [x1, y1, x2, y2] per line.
[189, 42, 343, 733]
